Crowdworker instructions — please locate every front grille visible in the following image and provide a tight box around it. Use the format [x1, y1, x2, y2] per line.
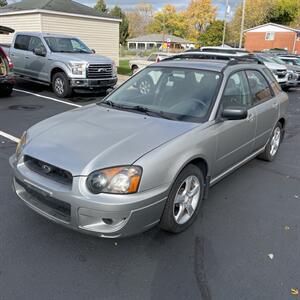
[276, 70, 287, 78]
[24, 156, 73, 185]
[15, 178, 71, 222]
[87, 64, 113, 79]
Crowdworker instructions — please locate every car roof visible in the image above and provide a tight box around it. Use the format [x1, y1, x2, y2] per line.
[16, 32, 77, 39]
[150, 59, 234, 72]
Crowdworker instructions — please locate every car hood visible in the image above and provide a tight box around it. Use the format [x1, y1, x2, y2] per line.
[24, 105, 198, 176]
[51, 53, 113, 64]
[263, 62, 286, 71]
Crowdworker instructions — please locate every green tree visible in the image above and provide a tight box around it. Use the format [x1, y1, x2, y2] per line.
[94, 0, 108, 14]
[199, 20, 224, 46]
[269, 0, 300, 25]
[148, 5, 187, 38]
[0, 0, 7, 7]
[185, 0, 217, 42]
[110, 6, 129, 46]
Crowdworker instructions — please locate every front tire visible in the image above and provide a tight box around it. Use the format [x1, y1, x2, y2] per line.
[52, 72, 72, 98]
[258, 122, 283, 162]
[160, 164, 205, 233]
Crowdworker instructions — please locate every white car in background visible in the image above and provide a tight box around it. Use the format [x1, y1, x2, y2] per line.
[255, 55, 289, 90]
[129, 52, 173, 75]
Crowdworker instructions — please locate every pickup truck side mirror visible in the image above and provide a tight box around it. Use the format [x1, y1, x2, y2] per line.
[33, 47, 47, 57]
[221, 107, 248, 120]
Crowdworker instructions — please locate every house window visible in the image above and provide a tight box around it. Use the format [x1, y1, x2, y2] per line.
[265, 32, 275, 41]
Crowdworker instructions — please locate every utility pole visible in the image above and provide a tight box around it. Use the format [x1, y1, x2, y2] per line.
[222, 0, 229, 47]
[239, 0, 246, 48]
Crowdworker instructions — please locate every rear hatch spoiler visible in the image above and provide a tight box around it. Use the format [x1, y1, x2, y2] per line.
[0, 26, 14, 34]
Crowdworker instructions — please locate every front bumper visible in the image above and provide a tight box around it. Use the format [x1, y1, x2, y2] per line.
[10, 155, 168, 238]
[70, 77, 118, 89]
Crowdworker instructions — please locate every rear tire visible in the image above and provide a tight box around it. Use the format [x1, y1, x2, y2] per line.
[52, 72, 72, 98]
[258, 122, 283, 162]
[131, 65, 138, 76]
[1, 86, 13, 97]
[160, 164, 205, 233]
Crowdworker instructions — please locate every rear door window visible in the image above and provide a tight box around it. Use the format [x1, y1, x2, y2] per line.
[28, 36, 46, 52]
[246, 70, 273, 104]
[14, 35, 31, 51]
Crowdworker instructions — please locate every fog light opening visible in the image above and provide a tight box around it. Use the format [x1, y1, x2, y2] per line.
[102, 218, 113, 225]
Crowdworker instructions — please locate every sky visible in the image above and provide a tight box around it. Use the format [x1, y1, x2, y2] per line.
[7, 0, 242, 18]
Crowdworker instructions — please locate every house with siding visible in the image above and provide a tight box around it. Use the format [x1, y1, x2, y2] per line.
[244, 23, 300, 54]
[0, 0, 121, 64]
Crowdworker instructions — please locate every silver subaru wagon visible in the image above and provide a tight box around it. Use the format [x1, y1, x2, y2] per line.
[10, 59, 288, 238]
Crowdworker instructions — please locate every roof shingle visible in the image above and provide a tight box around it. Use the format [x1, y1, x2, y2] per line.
[0, 0, 117, 20]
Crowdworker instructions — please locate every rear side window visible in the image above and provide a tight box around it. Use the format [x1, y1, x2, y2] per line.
[246, 70, 272, 104]
[263, 68, 282, 95]
[28, 36, 45, 52]
[14, 35, 30, 51]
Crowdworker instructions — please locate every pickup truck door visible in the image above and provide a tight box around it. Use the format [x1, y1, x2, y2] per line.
[9, 34, 30, 75]
[25, 36, 48, 82]
[213, 71, 257, 177]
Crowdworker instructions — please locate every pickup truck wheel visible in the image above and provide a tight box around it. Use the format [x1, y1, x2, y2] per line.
[52, 72, 72, 98]
[258, 122, 283, 162]
[160, 164, 205, 233]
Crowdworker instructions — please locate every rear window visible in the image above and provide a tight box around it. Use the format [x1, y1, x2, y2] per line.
[14, 35, 30, 51]
[263, 68, 282, 95]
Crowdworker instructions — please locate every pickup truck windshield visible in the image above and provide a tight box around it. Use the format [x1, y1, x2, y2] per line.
[44, 37, 92, 54]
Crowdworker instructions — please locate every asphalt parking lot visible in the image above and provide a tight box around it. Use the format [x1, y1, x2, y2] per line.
[0, 81, 300, 300]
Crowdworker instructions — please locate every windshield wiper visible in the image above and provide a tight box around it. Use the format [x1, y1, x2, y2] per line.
[99, 101, 177, 120]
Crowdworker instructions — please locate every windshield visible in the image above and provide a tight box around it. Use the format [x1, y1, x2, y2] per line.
[270, 57, 286, 65]
[99, 67, 222, 123]
[44, 37, 92, 53]
[258, 56, 278, 64]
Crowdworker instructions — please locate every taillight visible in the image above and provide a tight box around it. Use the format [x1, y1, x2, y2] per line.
[6, 55, 13, 69]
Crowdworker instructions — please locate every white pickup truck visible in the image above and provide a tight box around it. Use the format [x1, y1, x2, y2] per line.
[2, 32, 118, 98]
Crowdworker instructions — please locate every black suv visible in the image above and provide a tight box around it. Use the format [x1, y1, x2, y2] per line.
[0, 26, 15, 97]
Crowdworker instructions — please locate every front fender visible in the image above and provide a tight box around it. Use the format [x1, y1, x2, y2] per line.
[135, 123, 217, 193]
[49, 61, 72, 81]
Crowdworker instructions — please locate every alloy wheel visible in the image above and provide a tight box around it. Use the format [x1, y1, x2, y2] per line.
[270, 127, 281, 157]
[173, 175, 201, 225]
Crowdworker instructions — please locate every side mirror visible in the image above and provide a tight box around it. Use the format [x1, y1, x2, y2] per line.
[221, 107, 248, 120]
[33, 47, 46, 57]
[91, 49, 96, 54]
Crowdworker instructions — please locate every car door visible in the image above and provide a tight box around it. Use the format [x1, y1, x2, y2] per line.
[10, 34, 30, 75]
[213, 71, 257, 176]
[25, 36, 48, 81]
[246, 69, 279, 150]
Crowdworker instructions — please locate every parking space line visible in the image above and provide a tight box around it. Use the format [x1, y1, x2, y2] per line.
[0, 131, 20, 143]
[13, 89, 82, 108]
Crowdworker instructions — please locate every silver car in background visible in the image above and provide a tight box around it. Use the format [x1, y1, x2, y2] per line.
[10, 58, 288, 238]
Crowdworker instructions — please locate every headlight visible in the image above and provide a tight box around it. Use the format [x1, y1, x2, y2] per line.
[70, 62, 86, 75]
[112, 61, 117, 77]
[16, 131, 27, 158]
[86, 166, 142, 194]
[271, 69, 277, 74]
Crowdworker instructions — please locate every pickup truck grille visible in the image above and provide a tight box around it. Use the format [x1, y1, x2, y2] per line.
[24, 155, 73, 186]
[276, 70, 287, 78]
[87, 64, 113, 79]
